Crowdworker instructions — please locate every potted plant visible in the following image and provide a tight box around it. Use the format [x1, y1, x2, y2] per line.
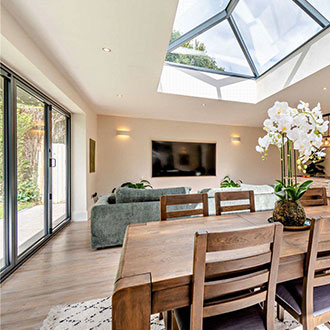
[256, 101, 329, 227]
[220, 176, 242, 188]
[112, 179, 152, 193]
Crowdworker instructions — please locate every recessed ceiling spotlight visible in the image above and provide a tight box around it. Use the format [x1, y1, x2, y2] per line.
[202, 103, 206, 107]
[323, 87, 327, 90]
[102, 47, 111, 52]
[117, 94, 123, 98]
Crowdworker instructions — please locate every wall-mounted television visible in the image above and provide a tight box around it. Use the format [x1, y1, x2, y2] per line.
[152, 141, 216, 177]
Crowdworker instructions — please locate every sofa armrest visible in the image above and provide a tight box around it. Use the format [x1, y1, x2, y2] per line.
[91, 201, 161, 248]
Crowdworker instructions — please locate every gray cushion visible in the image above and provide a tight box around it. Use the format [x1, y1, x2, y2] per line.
[198, 187, 241, 198]
[115, 187, 191, 203]
[198, 184, 274, 198]
[174, 304, 266, 330]
[199, 184, 278, 213]
[240, 184, 274, 194]
[90, 199, 195, 248]
[276, 280, 330, 317]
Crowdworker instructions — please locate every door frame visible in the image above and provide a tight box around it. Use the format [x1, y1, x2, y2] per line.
[0, 63, 71, 282]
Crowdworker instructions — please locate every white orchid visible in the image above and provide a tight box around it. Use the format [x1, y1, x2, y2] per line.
[318, 120, 329, 133]
[297, 101, 309, 110]
[257, 101, 329, 168]
[267, 102, 292, 124]
[263, 118, 274, 132]
[312, 103, 322, 121]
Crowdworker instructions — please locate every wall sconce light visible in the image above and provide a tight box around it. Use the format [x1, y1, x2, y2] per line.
[116, 129, 130, 138]
[231, 136, 241, 143]
[322, 136, 330, 147]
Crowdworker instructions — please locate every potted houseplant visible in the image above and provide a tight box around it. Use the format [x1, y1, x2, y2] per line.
[256, 101, 329, 227]
[220, 176, 242, 188]
[112, 179, 152, 193]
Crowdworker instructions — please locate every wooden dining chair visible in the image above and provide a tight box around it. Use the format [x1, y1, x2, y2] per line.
[173, 222, 283, 330]
[300, 187, 328, 207]
[215, 190, 255, 215]
[160, 193, 209, 328]
[160, 193, 209, 221]
[276, 217, 330, 330]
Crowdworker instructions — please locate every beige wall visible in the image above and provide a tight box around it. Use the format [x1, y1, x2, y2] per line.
[71, 114, 87, 221]
[86, 110, 98, 215]
[325, 149, 330, 176]
[1, 6, 98, 220]
[71, 110, 98, 220]
[97, 115, 280, 194]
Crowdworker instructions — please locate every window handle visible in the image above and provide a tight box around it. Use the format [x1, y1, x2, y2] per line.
[50, 158, 57, 167]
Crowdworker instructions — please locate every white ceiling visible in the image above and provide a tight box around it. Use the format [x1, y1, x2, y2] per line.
[2, 0, 330, 127]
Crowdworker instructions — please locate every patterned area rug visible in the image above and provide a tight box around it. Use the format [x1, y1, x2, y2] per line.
[40, 296, 328, 330]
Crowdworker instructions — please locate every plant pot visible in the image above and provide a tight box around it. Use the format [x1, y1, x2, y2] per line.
[272, 200, 306, 227]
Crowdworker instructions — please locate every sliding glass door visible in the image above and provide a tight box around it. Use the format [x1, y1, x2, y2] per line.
[0, 64, 71, 281]
[51, 109, 68, 228]
[0, 76, 5, 269]
[16, 86, 46, 255]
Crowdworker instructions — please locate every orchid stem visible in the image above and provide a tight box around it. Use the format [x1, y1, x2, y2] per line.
[287, 139, 292, 186]
[281, 135, 286, 187]
[294, 149, 297, 184]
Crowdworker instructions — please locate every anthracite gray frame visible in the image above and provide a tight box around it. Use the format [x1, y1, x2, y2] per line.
[0, 63, 71, 282]
[166, 0, 330, 78]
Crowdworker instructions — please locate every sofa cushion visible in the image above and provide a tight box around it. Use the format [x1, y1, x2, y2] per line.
[115, 186, 192, 203]
[199, 184, 278, 214]
[240, 184, 274, 195]
[198, 187, 241, 198]
[199, 184, 274, 198]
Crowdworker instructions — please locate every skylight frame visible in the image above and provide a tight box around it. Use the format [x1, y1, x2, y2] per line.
[166, 0, 330, 79]
[292, 0, 329, 27]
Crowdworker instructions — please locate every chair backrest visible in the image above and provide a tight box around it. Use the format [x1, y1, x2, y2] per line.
[300, 187, 327, 207]
[190, 223, 283, 330]
[160, 193, 209, 221]
[303, 217, 330, 320]
[215, 190, 255, 216]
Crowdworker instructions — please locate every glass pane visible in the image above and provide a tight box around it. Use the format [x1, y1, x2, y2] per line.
[232, 0, 322, 74]
[52, 110, 67, 227]
[17, 86, 45, 255]
[166, 19, 253, 75]
[171, 0, 230, 41]
[0, 77, 5, 269]
[307, 0, 330, 21]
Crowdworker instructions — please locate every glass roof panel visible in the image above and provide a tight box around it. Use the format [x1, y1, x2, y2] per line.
[232, 0, 322, 74]
[167, 19, 253, 75]
[307, 0, 330, 21]
[171, 0, 230, 41]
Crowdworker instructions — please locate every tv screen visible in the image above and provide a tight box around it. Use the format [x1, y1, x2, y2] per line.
[152, 141, 216, 177]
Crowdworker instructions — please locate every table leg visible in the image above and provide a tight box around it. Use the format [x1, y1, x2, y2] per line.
[112, 273, 151, 330]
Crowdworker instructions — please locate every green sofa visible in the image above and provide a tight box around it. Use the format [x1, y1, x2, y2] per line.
[91, 184, 277, 249]
[91, 186, 191, 249]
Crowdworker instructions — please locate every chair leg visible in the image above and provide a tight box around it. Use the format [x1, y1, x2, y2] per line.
[172, 311, 179, 330]
[277, 304, 284, 322]
[301, 317, 314, 330]
[164, 311, 172, 330]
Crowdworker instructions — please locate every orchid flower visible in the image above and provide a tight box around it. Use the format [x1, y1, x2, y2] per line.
[256, 101, 329, 167]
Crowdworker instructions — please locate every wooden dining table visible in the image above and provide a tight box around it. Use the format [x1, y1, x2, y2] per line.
[112, 206, 330, 330]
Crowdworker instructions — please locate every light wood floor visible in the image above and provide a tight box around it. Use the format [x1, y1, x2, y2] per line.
[0, 221, 121, 330]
